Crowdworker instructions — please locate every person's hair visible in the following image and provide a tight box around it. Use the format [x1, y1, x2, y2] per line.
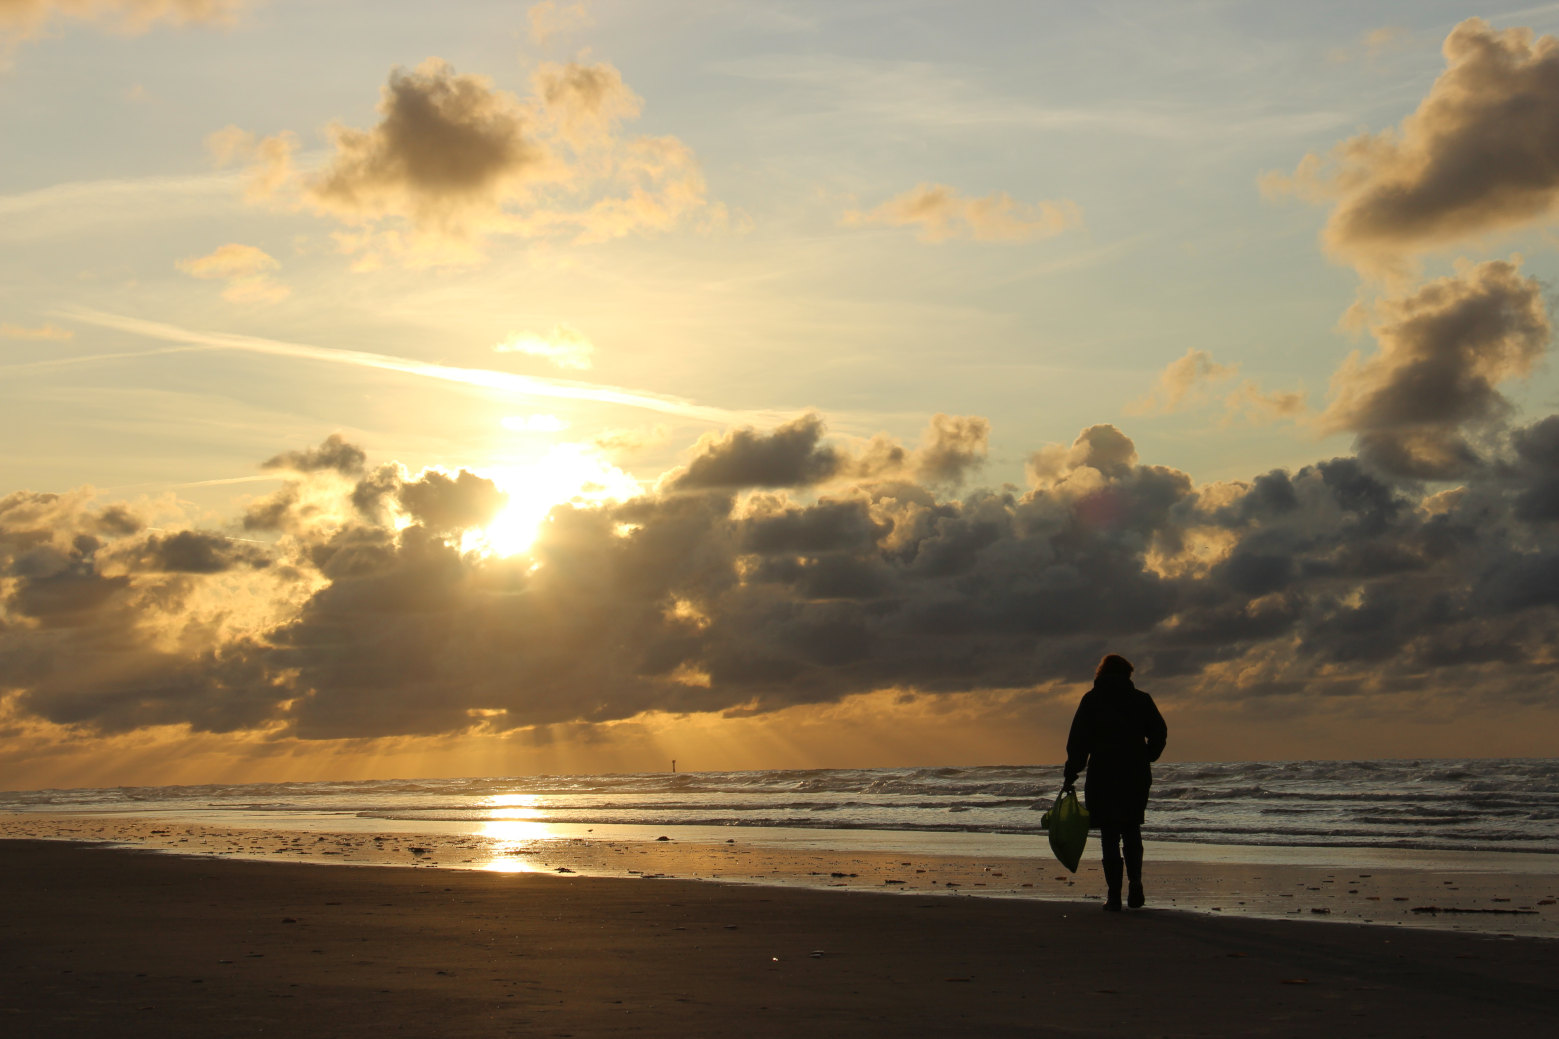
[1095, 653, 1134, 680]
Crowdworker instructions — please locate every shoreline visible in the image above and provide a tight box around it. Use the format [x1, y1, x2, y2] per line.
[7, 811, 1557, 939]
[2, 839, 1557, 1037]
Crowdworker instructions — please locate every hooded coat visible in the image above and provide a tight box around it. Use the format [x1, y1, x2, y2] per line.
[1063, 675, 1168, 830]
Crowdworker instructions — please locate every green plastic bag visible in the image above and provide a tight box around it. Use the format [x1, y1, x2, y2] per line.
[1040, 788, 1090, 873]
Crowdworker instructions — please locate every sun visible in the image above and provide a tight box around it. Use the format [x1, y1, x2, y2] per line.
[466, 443, 642, 557]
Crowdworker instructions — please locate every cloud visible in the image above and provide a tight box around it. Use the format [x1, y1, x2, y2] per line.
[1129, 349, 1307, 425]
[1128, 349, 1238, 415]
[308, 58, 550, 236]
[1268, 19, 1559, 273]
[218, 56, 715, 264]
[397, 469, 507, 534]
[495, 323, 594, 369]
[1222, 380, 1307, 425]
[531, 60, 641, 149]
[2, 416, 1558, 746]
[125, 530, 268, 573]
[176, 243, 289, 303]
[261, 433, 366, 476]
[667, 413, 988, 493]
[0, 0, 247, 59]
[526, 0, 590, 47]
[0, 322, 72, 340]
[842, 183, 1082, 243]
[1321, 258, 1550, 478]
[671, 414, 842, 491]
[205, 125, 297, 202]
[912, 413, 988, 487]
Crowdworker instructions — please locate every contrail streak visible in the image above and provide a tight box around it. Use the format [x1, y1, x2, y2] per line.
[62, 310, 791, 427]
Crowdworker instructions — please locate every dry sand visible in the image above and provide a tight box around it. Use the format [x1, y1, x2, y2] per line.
[2, 839, 1556, 1038]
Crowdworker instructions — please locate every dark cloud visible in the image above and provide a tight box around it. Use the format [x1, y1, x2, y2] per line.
[262, 433, 367, 476]
[672, 414, 841, 490]
[308, 59, 550, 235]
[3, 417, 1558, 743]
[397, 469, 507, 533]
[127, 530, 269, 574]
[1322, 259, 1550, 478]
[1269, 19, 1559, 271]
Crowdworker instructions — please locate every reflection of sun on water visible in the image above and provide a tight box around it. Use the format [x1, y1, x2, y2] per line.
[466, 444, 642, 558]
[478, 793, 562, 872]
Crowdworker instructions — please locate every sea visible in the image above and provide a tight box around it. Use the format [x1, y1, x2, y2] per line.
[5, 757, 1557, 857]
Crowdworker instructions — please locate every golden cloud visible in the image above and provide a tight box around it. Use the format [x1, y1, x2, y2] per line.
[842, 183, 1081, 243]
[1129, 349, 1305, 425]
[1128, 349, 1238, 415]
[1267, 19, 1559, 273]
[176, 243, 288, 304]
[206, 124, 297, 202]
[218, 56, 715, 265]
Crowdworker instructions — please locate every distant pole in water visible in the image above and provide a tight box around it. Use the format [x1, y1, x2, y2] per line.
[671, 759, 676, 773]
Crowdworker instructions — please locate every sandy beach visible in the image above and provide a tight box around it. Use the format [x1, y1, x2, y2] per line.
[5, 811, 1556, 938]
[2, 839, 1556, 1038]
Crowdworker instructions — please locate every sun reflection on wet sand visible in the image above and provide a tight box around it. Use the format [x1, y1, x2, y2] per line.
[477, 797, 564, 872]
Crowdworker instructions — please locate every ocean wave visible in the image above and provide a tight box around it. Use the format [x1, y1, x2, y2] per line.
[5, 757, 1557, 855]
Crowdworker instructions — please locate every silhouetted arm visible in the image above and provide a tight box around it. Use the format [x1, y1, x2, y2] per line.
[1062, 694, 1092, 787]
[1143, 693, 1167, 763]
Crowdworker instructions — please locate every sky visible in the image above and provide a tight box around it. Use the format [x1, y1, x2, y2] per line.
[3, 1, 1559, 789]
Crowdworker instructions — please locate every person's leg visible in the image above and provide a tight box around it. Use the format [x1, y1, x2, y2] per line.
[1100, 826, 1123, 910]
[1123, 825, 1145, 908]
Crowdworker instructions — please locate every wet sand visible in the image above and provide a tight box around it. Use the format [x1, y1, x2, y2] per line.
[2, 840, 1556, 1037]
[6, 812, 1557, 937]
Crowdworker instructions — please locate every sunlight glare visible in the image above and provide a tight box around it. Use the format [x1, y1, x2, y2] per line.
[469, 444, 643, 557]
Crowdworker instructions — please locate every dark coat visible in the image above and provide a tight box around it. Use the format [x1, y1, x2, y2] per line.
[1063, 676, 1167, 830]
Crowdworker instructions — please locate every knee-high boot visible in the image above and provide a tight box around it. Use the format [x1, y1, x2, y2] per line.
[1100, 828, 1123, 911]
[1123, 827, 1145, 908]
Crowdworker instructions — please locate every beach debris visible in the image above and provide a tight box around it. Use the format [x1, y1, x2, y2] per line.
[555, 867, 575, 873]
[1310, 908, 1330, 914]
[656, 835, 671, 841]
[1411, 906, 1538, 915]
[408, 847, 430, 855]
[885, 879, 906, 885]
[809, 950, 825, 958]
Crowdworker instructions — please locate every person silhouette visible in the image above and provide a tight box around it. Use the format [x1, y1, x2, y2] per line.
[1062, 654, 1167, 911]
